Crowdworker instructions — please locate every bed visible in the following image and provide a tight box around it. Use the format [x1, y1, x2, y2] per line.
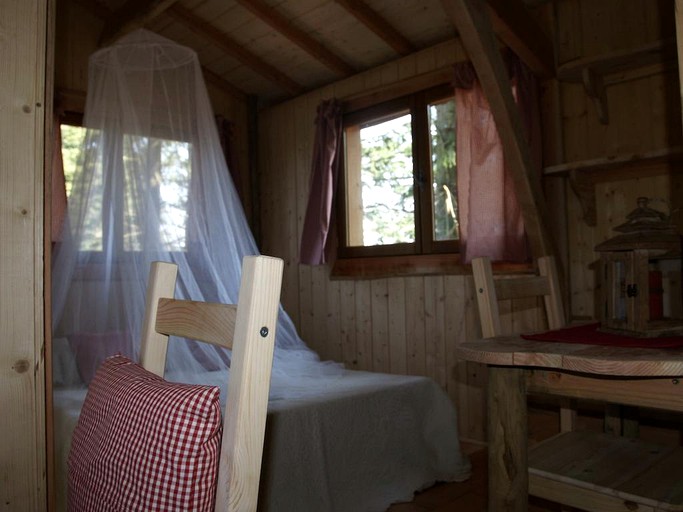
[53, 337, 472, 512]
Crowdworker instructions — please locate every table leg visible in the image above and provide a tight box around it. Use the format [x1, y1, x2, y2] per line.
[488, 366, 528, 512]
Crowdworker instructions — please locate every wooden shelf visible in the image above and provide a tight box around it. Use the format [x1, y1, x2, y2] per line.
[544, 146, 683, 178]
[529, 431, 683, 511]
[556, 39, 678, 124]
[543, 146, 683, 226]
[557, 38, 677, 83]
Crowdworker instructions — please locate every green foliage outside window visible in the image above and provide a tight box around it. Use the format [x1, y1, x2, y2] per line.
[359, 114, 415, 245]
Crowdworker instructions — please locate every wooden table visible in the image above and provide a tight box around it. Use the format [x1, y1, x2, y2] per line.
[456, 336, 683, 512]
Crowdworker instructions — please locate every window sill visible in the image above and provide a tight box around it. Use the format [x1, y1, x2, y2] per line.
[330, 254, 533, 280]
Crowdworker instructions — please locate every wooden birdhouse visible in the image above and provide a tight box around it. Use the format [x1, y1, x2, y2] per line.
[595, 197, 683, 337]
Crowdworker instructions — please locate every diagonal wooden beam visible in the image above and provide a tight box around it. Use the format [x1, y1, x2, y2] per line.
[440, 0, 555, 260]
[202, 69, 248, 103]
[233, 0, 356, 76]
[166, 4, 304, 96]
[334, 0, 416, 56]
[99, 0, 180, 46]
[486, 0, 555, 78]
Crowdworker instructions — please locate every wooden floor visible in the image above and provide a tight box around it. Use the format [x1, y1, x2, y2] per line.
[385, 400, 683, 511]
[386, 407, 566, 512]
[385, 445, 562, 512]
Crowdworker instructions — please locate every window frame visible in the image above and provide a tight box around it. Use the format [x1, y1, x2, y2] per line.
[337, 83, 458, 260]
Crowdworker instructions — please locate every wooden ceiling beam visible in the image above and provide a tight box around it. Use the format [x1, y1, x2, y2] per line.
[166, 4, 304, 96]
[233, 0, 355, 76]
[334, 0, 416, 56]
[99, 0, 180, 46]
[486, 0, 555, 78]
[440, 0, 555, 259]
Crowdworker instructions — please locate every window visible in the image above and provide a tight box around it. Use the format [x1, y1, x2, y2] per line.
[60, 123, 87, 198]
[60, 123, 192, 254]
[339, 84, 458, 259]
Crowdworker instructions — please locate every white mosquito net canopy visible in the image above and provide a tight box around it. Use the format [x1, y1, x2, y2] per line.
[52, 29, 339, 393]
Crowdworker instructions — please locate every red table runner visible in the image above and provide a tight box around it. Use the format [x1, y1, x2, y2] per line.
[521, 322, 683, 348]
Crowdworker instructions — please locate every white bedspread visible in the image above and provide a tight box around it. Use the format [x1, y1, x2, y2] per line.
[54, 369, 471, 512]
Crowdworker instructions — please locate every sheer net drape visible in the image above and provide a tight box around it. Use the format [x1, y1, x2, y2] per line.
[52, 30, 340, 394]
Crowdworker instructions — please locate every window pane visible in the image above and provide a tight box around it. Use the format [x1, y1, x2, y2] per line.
[159, 140, 190, 251]
[122, 135, 191, 252]
[429, 99, 458, 241]
[60, 124, 87, 197]
[122, 134, 149, 252]
[61, 126, 191, 254]
[346, 113, 415, 247]
[61, 124, 104, 251]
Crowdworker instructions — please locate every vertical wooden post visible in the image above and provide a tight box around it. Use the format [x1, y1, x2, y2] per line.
[488, 366, 528, 512]
[0, 0, 50, 509]
[45, 0, 57, 507]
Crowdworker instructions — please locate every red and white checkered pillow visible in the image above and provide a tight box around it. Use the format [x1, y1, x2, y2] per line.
[67, 355, 222, 512]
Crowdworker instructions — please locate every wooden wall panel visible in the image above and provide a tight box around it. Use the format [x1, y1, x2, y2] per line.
[387, 278, 407, 375]
[355, 280, 373, 370]
[54, 0, 103, 97]
[339, 280, 358, 368]
[405, 276, 427, 377]
[0, 0, 50, 509]
[567, 188, 598, 319]
[425, 276, 447, 388]
[444, 276, 473, 439]
[371, 279, 390, 374]
[325, 277, 343, 363]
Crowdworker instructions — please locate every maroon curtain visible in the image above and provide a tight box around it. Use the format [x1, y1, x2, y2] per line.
[454, 53, 540, 263]
[299, 99, 343, 265]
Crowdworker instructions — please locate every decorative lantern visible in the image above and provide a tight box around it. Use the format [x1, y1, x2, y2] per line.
[595, 197, 683, 337]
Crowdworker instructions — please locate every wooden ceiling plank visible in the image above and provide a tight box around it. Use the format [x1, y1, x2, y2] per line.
[202, 68, 248, 102]
[56, 60, 248, 110]
[100, 0, 180, 46]
[63, 0, 249, 104]
[440, 0, 555, 259]
[166, 4, 304, 96]
[486, 0, 555, 78]
[334, 0, 416, 56]
[233, 0, 355, 76]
